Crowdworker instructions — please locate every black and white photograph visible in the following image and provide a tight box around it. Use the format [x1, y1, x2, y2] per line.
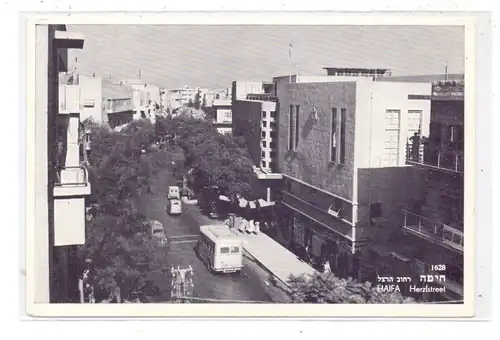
[24, 13, 478, 317]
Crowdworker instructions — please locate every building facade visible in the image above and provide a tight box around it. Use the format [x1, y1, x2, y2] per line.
[275, 77, 432, 277]
[212, 98, 233, 135]
[102, 80, 135, 129]
[400, 81, 465, 301]
[34, 24, 91, 303]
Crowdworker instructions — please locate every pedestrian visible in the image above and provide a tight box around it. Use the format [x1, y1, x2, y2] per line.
[323, 260, 331, 274]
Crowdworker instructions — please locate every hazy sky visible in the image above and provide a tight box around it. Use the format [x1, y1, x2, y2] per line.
[67, 25, 464, 89]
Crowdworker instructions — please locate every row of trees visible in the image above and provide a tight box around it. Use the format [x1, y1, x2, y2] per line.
[155, 115, 255, 198]
[80, 119, 171, 303]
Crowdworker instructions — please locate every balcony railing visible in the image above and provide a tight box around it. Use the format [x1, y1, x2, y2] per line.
[406, 141, 464, 174]
[402, 210, 464, 253]
[54, 166, 91, 197]
[55, 166, 88, 187]
[246, 93, 278, 102]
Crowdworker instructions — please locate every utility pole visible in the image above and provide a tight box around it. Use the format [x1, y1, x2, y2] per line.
[170, 265, 194, 303]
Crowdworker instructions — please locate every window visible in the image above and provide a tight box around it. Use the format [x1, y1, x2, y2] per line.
[220, 247, 230, 254]
[288, 105, 294, 150]
[294, 105, 300, 150]
[261, 131, 266, 138]
[270, 111, 277, 118]
[83, 99, 95, 108]
[270, 151, 277, 159]
[340, 108, 346, 164]
[370, 202, 383, 221]
[262, 111, 267, 118]
[262, 121, 268, 128]
[270, 122, 277, 129]
[261, 151, 266, 158]
[231, 246, 240, 253]
[262, 141, 267, 148]
[270, 141, 277, 149]
[328, 198, 343, 218]
[330, 108, 337, 162]
[270, 132, 277, 139]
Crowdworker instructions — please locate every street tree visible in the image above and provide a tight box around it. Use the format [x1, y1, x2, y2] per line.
[155, 115, 256, 198]
[81, 120, 171, 302]
[287, 272, 417, 304]
[194, 90, 201, 110]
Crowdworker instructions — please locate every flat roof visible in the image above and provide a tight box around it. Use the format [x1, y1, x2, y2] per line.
[408, 94, 464, 101]
[323, 67, 389, 73]
[200, 225, 240, 243]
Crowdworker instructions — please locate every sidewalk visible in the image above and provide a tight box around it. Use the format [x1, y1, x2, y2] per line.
[230, 227, 316, 288]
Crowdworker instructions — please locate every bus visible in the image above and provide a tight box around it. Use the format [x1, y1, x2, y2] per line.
[195, 225, 243, 274]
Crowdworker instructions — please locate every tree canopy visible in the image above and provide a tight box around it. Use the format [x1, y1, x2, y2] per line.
[288, 272, 417, 304]
[81, 119, 170, 302]
[155, 115, 255, 198]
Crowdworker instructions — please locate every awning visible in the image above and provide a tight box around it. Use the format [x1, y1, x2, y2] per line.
[238, 198, 248, 208]
[258, 198, 275, 207]
[218, 195, 231, 202]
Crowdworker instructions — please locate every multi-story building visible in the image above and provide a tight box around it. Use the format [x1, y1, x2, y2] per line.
[102, 79, 135, 129]
[231, 81, 282, 203]
[168, 86, 200, 111]
[399, 79, 465, 301]
[117, 79, 161, 122]
[212, 99, 233, 135]
[274, 73, 432, 278]
[34, 24, 91, 303]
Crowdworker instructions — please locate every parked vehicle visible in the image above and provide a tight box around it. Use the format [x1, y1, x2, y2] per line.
[149, 220, 168, 246]
[168, 199, 183, 215]
[195, 224, 243, 274]
[168, 186, 180, 200]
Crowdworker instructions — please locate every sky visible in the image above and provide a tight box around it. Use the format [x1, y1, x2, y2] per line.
[67, 25, 464, 89]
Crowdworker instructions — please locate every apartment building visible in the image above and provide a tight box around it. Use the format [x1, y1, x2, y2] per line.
[231, 81, 282, 202]
[274, 75, 432, 278]
[34, 25, 91, 303]
[102, 80, 135, 129]
[168, 86, 200, 111]
[212, 98, 233, 135]
[118, 79, 161, 122]
[399, 80, 465, 301]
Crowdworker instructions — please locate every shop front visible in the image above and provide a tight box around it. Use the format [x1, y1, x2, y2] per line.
[287, 211, 360, 277]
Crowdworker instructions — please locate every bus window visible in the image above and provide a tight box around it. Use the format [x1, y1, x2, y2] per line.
[220, 247, 230, 254]
[231, 246, 240, 253]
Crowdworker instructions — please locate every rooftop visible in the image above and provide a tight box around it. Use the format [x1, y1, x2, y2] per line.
[102, 80, 133, 100]
[323, 67, 390, 74]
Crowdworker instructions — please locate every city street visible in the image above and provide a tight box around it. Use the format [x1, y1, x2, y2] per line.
[134, 168, 273, 303]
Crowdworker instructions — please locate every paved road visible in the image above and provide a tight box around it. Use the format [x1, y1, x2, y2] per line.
[135, 168, 272, 303]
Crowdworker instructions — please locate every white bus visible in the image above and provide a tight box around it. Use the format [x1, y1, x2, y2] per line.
[195, 225, 243, 274]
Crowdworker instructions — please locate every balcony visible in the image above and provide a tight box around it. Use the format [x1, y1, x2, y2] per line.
[53, 166, 91, 197]
[59, 84, 82, 114]
[281, 190, 354, 241]
[406, 141, 464, 175]
[402, 210, 464, 253]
